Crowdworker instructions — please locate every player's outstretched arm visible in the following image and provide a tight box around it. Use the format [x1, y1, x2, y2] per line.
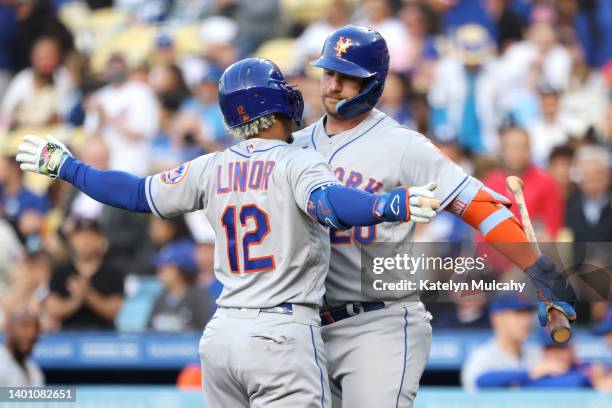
[446, 177, 576, 326]
[307, 183, 440, 230]
[16, 134, 151, 213]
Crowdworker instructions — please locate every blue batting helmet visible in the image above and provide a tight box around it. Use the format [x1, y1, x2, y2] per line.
[219, 58, 304, 129]
[311, 25, 389, 119]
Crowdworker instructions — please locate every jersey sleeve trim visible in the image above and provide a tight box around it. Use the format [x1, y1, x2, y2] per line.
[310, 122, 318, 150]
[145, 176, 167, 219]
[229, 147, 250, 158]
[439, 174, 470, 210]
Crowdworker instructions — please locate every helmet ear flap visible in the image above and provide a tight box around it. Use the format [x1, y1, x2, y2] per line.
[336, 77, 383, 119]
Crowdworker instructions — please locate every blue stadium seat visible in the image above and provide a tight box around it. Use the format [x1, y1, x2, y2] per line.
[116, 275, 162, 332]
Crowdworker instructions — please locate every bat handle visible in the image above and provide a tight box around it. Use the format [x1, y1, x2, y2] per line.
[548, 308, 572, 344]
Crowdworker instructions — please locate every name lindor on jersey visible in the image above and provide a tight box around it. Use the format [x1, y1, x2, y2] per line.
[216, 160, 276, 194]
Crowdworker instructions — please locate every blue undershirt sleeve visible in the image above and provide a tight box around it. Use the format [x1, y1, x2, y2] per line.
[59, 156, 151, 213]
[308, 185, 380, 227]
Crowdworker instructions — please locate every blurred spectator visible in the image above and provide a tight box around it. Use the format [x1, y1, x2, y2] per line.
[356, 0, 409, 72]
[12, 0, 73, 72]
[149, 64, 191, 103]
[220, 0, 282, 58]
[63, 51, 100, 127]
[147, 241, 212, 332]
[560, 39, 608, 139]
[289, 71, 326, 126]
[528, 328, 612, 391]
[196, 239, 221, 316]
[66, 136, 153, 276]
[501, 22, 571, 92]
[483, 0, 523, 53]
[0, 155, 49, 247]
[461, 293, 540, 390]
[397, 2, 439, 74]
[150, 92, 185, 173]
[186, 213, 221, 314]
[166, 0, 211, 22]
[151, 32, 177, 68]
[0, 216, 23, 297]
[429, 24, 503, 153]
[149, 215, 193, 249]
[547, 145, 575, 199]
[429, 288, 490, 330]
[180, 16, 238, 87]
[66, 137, 154, 277]
[605, 95, 612, 144]
[47, 218, 124, 330]
[528, 85, 568, 166]
[3, 251, 51, 320]
[84, 53, 159, 176]
[0, 36, 71, 131]
[114, 0, 171, 23]
[293, 0, 350, 69]
[178, 66, 229, 149]
[573, 0, 612, 68]
[0, 4, 16, 100]
[483, 126, 564, 240]
[593, 306, 612, 347]
[565, 145, 612, 242]
[62, 136, 151, 278]
[68, 137, 109, 220]
[0, 309, 44, 386]
[379, 72, 412, 126]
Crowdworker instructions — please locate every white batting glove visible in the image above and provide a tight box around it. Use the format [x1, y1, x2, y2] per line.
[16, 134, 72, 179]
[409, 182, 440, 223]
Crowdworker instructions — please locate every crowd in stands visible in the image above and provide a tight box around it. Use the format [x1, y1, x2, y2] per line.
[0, 0, 610, 387]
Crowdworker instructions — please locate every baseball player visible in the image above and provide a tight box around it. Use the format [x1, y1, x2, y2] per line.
[294, 25, 577, 407]
[15, 57, 437, 407]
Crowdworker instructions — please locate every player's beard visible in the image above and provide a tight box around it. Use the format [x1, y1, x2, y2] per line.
[322, 93, 344, 119]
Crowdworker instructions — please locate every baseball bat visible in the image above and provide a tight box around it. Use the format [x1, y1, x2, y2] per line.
[505, 175, 572, 344]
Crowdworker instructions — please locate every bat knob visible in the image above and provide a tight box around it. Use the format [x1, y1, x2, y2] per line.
[548, 308, 572, 344]
[550, 326, 572, 344]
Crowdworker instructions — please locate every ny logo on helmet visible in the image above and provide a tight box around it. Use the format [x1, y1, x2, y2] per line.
[334, 36, 352, 58]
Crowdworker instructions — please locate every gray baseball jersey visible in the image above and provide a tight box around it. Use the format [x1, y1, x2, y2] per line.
[294, 109, 469, 307]
[145, 138, 339, 308]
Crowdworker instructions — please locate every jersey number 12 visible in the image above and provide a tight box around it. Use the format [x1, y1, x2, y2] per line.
[221, 204, 276, 273]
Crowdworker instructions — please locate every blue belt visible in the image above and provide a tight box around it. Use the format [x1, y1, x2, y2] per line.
[320, 302, 386, 326]
[260, 303, 293, 314]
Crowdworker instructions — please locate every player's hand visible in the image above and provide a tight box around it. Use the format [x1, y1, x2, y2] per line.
[374, 182, 440, 223]
[525, 256, 577, 327]
[16, 134, 72, 179]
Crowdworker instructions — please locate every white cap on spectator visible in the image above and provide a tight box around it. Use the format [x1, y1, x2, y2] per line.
[454, 24, 493, 66]
[199, 16, 238, 45]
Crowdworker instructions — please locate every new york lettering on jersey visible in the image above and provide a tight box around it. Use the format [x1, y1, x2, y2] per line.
[293, 109, 468, 306]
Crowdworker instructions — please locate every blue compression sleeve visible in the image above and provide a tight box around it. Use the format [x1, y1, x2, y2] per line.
[309, 185, 380, 227]
[59, 156, 151, 213]
[475, 370, 530, 388]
